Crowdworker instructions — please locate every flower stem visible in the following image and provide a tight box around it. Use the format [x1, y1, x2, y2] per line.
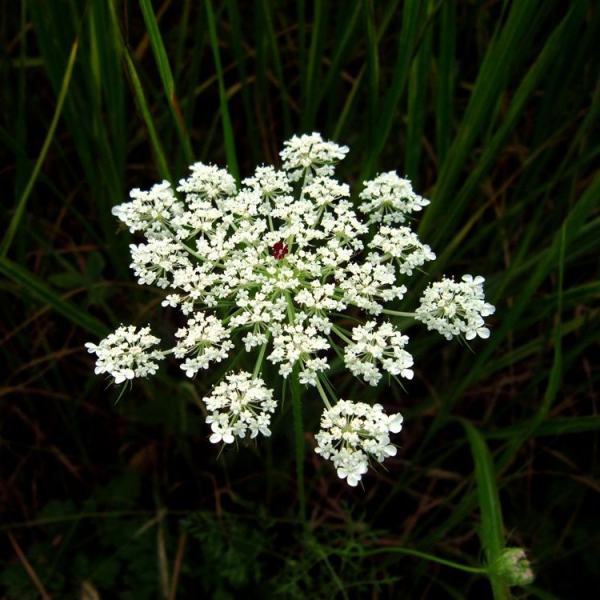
[335, 546, 488, 575]
[252, 341, 268, 379]
[290, 371, 306, 523]
[382, 309, 416, 318]
[331, 324, 352, 344]
[315, 377, 332, 409]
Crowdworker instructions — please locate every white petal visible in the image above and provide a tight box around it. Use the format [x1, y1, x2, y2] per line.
[389, 413, 404, 433]
[384, 444, 397, 457]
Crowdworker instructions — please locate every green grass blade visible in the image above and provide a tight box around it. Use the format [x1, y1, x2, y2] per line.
[124, 49, 172, 181]
[259, 0, 292, 134]
[405, 0, 433, 183]
[0, 257, 108, 337]
[225, 0, 259, 162]
[318, 1, 362, 109]
[105, 0, 170, 181]
[125, 54, 171, 179]
[204, 0, 240, 180]
[435, 0, 455, 164]
[332, 0, 400, 140]
[302, 0, 325, 129]
[487, 416, 600, 439]
[428, 172, 600, 433]
[425, 3, 587, 261]
[360, 0, 423, 178]
[363, 0, 380, 133]
[1, 39, 78, 258]
[139, 0, 193, 163]
[420, 0, 541, 239]
[139, 0, 175, 99]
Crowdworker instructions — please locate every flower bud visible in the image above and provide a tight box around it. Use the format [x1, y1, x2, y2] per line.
[493, 547, 534, 587]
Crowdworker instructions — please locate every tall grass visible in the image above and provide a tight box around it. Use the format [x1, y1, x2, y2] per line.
[1, 1, 598, 597]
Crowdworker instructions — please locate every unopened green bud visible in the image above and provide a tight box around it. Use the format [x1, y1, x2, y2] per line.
[493, 547, 534, 586]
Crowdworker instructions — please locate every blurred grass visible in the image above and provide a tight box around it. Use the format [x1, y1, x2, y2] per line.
[1, 0, 598, 597]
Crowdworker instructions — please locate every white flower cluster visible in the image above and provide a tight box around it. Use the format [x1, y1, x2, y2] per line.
[369, 226, 436, 275]
[85, 325, 163, 384]
[173, 313, 234, 377]
[87, 132, 495, 486]
[203, 372, 277, 444]
[415, 274, 496, 340]
[315, 400, 403, 486]
[359, 171, 429, 224]
[344, 321, 414, 386]
[280, 132, 349, 181]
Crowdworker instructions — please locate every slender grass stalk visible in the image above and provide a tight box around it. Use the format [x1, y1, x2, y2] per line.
[405, 0, 433, 183]
[420, 0, 541, 240]
[360, 0, 423, 178]
[204, 0, 240, 180]
[302, 0, 325, 129]
[1, 39, 78, 258]
[435, 0, 455, 164]
[139, 0, 194, 164]
[259, 0, 292, 134]
[363, 0, 379, 134]
[124, 49, 172, 181]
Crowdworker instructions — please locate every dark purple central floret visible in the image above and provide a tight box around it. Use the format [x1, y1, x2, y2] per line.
[271, 241, 289, 260]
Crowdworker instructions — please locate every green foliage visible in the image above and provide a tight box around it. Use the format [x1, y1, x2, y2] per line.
[1, 0, 598, 597]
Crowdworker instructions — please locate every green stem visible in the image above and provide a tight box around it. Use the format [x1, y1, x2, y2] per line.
[314, 377, 332, 409]
[344, 547, 489, 575]
[252, 341, 268, 379]
[331, 324, 352, 344]
[179, 242, 225, 268]
[290, 372, 306, 523]
[382, 309, 416, 318]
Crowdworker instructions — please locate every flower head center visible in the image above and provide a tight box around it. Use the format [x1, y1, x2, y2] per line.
[271, 241, 289, 260]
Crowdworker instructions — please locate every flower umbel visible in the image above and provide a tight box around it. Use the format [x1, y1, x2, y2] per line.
[85, 325, 163, 385]
[415, 274, 495, 340]
[203, 372, 277, 444]
[344, 321, 414, 386]
[315, 400, 403, 486]
[87, 132, 495, 486]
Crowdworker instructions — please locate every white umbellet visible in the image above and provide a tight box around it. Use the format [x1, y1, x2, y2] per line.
[202, 371, 277, 444]
[315, 400, 403, 486]
[85, 325, 163, 384]
[415, 274, 495, 340]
